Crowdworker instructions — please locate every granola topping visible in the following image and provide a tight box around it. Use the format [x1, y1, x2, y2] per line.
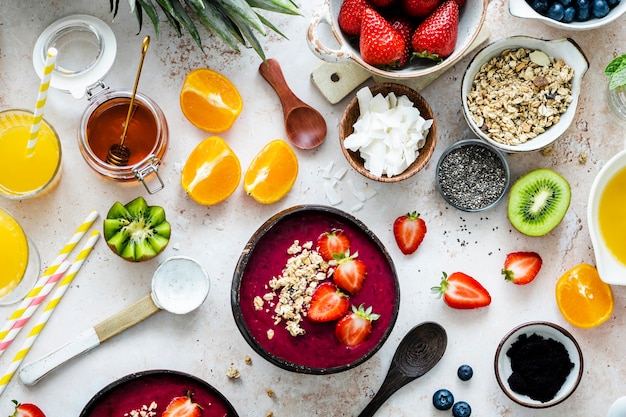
[467, 47, 574, 146]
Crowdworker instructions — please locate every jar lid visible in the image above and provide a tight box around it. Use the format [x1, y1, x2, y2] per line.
[32, 14, 117, 99]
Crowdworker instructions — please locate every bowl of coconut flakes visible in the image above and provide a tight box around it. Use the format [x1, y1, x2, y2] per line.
[339, 83, 437, 182]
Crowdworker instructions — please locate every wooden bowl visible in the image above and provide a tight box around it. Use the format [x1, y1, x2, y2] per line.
[339, 83, 437, 182]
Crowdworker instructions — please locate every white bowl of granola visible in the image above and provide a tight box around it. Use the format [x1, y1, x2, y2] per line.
[461, 36, 589, 153]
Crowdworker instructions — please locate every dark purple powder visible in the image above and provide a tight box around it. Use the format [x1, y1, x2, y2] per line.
[506, 333, 574, 403]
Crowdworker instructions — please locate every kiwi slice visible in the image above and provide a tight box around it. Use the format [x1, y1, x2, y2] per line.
[507, 168, 571, 237]
[103, 196, 171, 262]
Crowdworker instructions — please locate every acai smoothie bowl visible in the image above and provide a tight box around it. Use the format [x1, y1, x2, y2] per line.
[232, 205, 400, 374]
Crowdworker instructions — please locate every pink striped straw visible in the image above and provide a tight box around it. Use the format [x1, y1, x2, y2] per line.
[0, 260, 70, 356]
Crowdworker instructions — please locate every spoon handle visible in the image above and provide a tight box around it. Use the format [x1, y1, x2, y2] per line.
[259, 58, 303, 113]
[357, 366, 412, 417]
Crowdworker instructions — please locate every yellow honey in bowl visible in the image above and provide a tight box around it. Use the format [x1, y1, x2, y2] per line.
[598, 166, 626, 266]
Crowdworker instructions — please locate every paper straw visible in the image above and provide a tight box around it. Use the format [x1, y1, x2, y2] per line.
[0, 229, 100, 395]
[26, 47, 57, 157]
[0, 260, 70, 357]
[0, 210, 98, 351]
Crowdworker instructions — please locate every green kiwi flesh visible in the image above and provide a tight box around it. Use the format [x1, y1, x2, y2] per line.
[103, 196, 171, 262]
[507, 168, 571, 237]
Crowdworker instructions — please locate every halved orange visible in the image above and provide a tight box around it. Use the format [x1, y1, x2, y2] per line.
[181, 136, 241, 205]
[244, 139, 298, 204]
[180, 68, 243, 133]
[555, 263, 614, 328]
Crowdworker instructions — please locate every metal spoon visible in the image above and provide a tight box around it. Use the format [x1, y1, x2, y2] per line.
[106, 36, 150, 166]
[357, 322, 447, 417]
[259, 58, 327, 150]
[19, 256, 210, 385]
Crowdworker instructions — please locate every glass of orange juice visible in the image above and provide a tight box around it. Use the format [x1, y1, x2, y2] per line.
[0, 109, 62, 199]
[0, 208, 40, 305]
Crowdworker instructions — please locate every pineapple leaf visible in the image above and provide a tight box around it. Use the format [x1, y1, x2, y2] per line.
[111, 0, 120, 15]
[155, 0, 182, 35]
[186, 0, 206, 9]
[247, 0, 300, 15]
[128, 0, 137, 13]
[190, 1, 242, 51]
[229, 12, 265, 61]
[133, 1, 142, 30]
[216, 0, 266, 36]
[257, 13, 288, 39]
[170, 0, 204, 48]
[137, 0, 160, 37]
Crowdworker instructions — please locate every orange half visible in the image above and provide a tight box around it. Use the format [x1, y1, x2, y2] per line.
[555, 263, 614, 328]
[181, 136, 241, 205]
[180, 68, 243, 133]
[244, 139, 298, 204]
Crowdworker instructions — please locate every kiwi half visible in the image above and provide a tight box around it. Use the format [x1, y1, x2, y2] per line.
[507, 168, 571, 237]
[103, 196, 171, 262]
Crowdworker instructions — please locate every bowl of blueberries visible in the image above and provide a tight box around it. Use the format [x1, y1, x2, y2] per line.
[509, 0, 626, 30]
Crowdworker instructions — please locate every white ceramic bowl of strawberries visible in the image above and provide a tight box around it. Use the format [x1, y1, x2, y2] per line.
[307, 0, 488, 79]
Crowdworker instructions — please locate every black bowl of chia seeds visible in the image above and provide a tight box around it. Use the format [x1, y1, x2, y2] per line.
[436, 139, 510, 212]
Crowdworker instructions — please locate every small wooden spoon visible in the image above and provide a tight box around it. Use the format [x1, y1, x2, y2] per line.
[357, 322, 447, 417]
[259, 58, 327, 150]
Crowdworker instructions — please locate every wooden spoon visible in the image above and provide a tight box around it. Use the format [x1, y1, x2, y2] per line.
[259, 58, 327, 150]
[357, 322, 447, 417]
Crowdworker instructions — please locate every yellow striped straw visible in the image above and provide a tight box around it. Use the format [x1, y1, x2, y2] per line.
[26, 47, 57, 157]
[0, 210, 99, 352]
[0, 229, 100, 395]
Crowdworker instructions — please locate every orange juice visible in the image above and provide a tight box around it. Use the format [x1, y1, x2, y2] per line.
[598, 165, 626, 266]
[0, 110, 62, 199]
[0, 208, 29, 298]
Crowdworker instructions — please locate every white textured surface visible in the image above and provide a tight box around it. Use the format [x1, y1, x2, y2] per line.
[0, 1, 625, 416]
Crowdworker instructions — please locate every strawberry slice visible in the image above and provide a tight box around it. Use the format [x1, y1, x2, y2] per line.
[432, 272, 491, 309]
[162, 392, 203, 417]
[393, 211, 427, 255]
[308, 282, 350, 322]
[317, 229, 351, 262]
[335, 304, 380, 346]
[332, 251, 367, 294]
[502, 251, 543, 285]
[10, 401, 46, 417]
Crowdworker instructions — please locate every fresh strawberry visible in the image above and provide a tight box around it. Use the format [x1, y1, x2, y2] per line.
[317, 229, 351, 262]
[308, 282, 350, 322]
[402, 0, 441, 17]
[359, 7, 407, 68]
[332, 251, 367, 294]
[393, 211, 427, 255]
[388, 16, 413, 68]
[162, 392, 203, 417]
[502, 251, 542, 285]
[335, 304, 380, 346]
[10, 401, 46, 417]
[371, 0, 396, 6]
[411, 0, 459, 61]
[453, 0, 465, 7]
[432, 272, 491, 309]
[338, 0, 370, 36]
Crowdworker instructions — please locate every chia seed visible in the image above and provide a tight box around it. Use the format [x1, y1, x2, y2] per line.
[437, 143, 508, 211]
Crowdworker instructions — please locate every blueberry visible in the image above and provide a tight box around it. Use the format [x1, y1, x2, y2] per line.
[575, 0, 592, 20]
[432, 389, 454, 410]
[563, 6, 577, 21]
[592, 0, 610, 16]
[607, 0, 619, 6]
[547, 2, 566, 20]
[530, 0, 550, 13]
[452, 401, 472, 417]
[457, 364, 474, 381]
[560, 0, 573, 6]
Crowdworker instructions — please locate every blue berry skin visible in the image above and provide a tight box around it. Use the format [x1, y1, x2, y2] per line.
[457, 364, 474, 381]
[530, 0, 550, 12]
[547, 2, 566, 20]
[607, 0, 619, 6]
[576, 0, 592, 20]
[592, 0, 610, 16]
[563, 6, 577, 21]
[432, 389, 454, 411]
[561, 0, 573, 6]
[452, 401, 472, 417]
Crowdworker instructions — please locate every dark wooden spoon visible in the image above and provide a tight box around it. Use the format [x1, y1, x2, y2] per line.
[357, 322, 447, 417]
[259, 58, 327, 150]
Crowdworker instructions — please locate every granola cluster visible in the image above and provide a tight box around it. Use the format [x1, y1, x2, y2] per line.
[254, 240, 329, 337]
[466, 48, 574, 146]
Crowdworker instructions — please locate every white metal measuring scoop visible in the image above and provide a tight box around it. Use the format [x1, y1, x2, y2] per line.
[19, 256, 210, 385]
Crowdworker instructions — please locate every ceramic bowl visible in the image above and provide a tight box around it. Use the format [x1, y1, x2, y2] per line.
[307, 0, 488, 79]
[461, 36, 589, 153]
[231, 205, 400, 374]
[494, 321, 583, 408]
[435, 139, 510, 212]
[509, 0, 626, 31]
[587, 148, 626, 286]
[339, 83, 437, 182]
